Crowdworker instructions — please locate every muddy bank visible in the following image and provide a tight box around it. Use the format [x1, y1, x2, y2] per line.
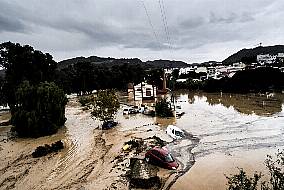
[0, 97, 188, 190]
[162, 132, 199, 190]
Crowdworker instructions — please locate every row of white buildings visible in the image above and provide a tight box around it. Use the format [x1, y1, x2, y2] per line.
[257, 53, 284, 64]
[174, 62, 247, 80]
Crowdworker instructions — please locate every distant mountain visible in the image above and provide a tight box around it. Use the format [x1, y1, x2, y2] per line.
[58, 56, 188, 69]
[222, 45, 284, 65]
[145, 60, 188, 68]
[199, 61, 222, 67]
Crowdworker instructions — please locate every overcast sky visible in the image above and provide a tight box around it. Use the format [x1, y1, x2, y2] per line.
[1, 0, 284, 63]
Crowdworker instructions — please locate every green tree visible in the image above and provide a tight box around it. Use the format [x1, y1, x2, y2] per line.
[172, 69, 180, 80]
[0, 42, 57, 109]
[12, 81, 68, 137]
[226, 150, 284, 190]
[262, 151, 284, 190]
[226, 169, 261, 190]
[91, 90, 120, 122]
[155, 98, 174, 117]
[0, 75, 7, 106]
[146, 69, 163, 89]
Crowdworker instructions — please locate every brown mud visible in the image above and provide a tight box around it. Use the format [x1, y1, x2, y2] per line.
[0, 97, 180, 190]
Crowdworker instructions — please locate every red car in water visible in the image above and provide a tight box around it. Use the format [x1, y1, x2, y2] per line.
[145, 147, 179, 170]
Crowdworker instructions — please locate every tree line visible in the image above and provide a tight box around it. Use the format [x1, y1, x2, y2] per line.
[0, 42, 165, 137]
[172, 67, 284, 93]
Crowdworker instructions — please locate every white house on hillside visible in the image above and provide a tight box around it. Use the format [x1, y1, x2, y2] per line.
[257, 54, 277, 64]
[179, 67, 195, 75]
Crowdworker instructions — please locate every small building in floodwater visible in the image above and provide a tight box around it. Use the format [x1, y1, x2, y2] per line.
[128, 82, 157, 101]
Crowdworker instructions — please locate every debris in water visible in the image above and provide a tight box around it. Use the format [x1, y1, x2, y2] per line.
[32, 140, 64, 158]
[128, 158, 161, 189]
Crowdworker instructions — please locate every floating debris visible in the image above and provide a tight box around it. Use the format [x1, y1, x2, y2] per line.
[32, 140, 64, 158]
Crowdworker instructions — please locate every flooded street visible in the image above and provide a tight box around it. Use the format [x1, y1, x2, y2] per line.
[170, 92, 284, 190]
[0, 92, 284, 189]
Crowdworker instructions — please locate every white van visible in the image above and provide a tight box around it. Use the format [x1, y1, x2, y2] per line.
[166, 125, 185, 139]
[123, 108, 131, 115]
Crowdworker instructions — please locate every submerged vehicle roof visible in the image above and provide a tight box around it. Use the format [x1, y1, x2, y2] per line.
[167, 125, 183, 132]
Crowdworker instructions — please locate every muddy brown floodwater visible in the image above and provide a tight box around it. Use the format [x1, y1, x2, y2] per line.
[0, 92, 284, 190]
[170, 92, 284, 190]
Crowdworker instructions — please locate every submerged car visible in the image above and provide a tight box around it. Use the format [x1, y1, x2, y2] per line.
[102, 120, 118, 130]
[123, 107, 137, 115]
[145, 147, 179, 170]
[166, 125, 185, 139]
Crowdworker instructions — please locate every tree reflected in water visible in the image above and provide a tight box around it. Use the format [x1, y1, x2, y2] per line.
[200, 93, 284, 116]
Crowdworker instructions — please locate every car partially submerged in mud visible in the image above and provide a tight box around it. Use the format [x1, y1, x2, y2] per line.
[145, 147, 179, 170]
[102, 120, 118, 130]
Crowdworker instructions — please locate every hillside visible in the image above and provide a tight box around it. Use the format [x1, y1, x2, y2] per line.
[58, 56, 188, 69]
[222, 45, 284, 65]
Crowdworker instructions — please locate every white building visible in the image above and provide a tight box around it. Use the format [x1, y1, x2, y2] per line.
[176, 79, 187, 83]
[207, 67, 218, 79]
[257, 54, 277, 64]
[195, 67, 207, 73]
[128, 82, 157, 101]
[179, 67, 195, 75]
[277, 53, 284, 58]
[278, 53, 284, 63]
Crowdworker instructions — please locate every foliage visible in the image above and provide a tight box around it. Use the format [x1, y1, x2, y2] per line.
[175, 78, 205, 90]
[155, 98, 173, 117]
[11, 81, 68, 137]
[91, 89, 120, 122]
[171, 69, 180, 80]
[56, 62, 146, 94]
[226, 150, 284, 190]
[0, 75, 8, 106]
[261, 151, 284, 190]
[226, 168, 262, 190]
[78, 95, 94, 107]
[0, 42, 57, 108]
[179, 71, 206, 80]
[146, 69, 163, 89]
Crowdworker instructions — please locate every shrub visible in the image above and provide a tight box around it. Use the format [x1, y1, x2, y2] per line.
[12, 81, 68, 137]
[155, 98, 173, 117]
[226, 150, 284, 190]
[78, 95, 94, 106]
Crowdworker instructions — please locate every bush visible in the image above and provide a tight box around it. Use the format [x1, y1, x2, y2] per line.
[155, 98, 174, 117]
[226, 150, 284, 190]
[12, 81, 68, 137]
[226, 168, 261, 190]
[78, 95, 94, 106]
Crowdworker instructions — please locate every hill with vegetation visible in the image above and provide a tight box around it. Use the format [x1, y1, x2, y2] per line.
[222, 45, 284, 65]
[58, 56, 188, 69]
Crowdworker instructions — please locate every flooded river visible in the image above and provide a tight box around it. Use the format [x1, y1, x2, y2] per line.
[1, 92, 284, 190]
[169, 92, 284, 190]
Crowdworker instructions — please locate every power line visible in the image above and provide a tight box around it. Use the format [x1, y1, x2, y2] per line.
[158, 0, 173, 51]
[139, 0, 161, 48]
[161, 0, 173, 49]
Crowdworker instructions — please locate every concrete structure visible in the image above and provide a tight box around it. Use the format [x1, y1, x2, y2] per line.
[195, 67, 207, 73]
[179, 67, 195, 75]
[207, 67, 218, 79]
[128, 82, 157, 101]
